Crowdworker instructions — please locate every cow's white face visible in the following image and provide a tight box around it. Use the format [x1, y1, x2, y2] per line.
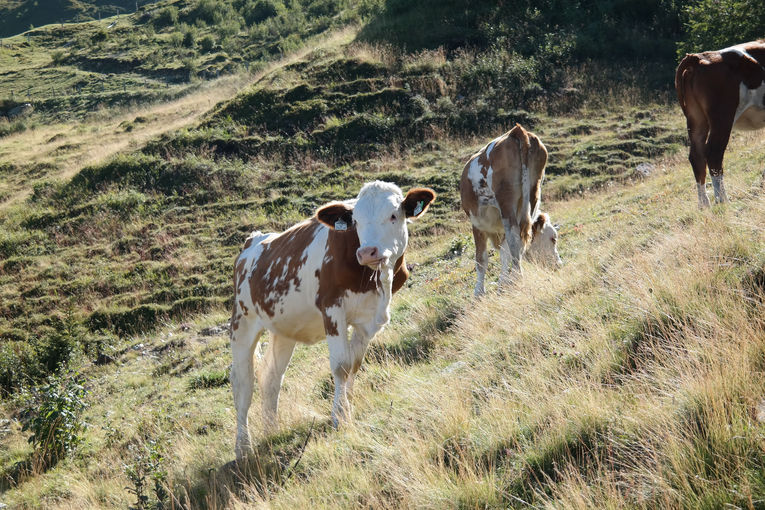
[317, 181, 436, 269]
[526, 213, 562, 268]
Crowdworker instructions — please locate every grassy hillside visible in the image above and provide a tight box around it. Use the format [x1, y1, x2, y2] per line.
[1, 123, 763, 509]
[1, 1, 764, 508]
[0, 0, 140, 38]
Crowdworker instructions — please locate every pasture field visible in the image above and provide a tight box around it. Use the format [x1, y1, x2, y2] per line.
[1, 1, 764, 508]
[1, 122, 763, 508]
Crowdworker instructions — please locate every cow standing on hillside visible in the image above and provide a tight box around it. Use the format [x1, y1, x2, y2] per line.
[230, 181, 435, 461]
[675, 40, 765, 207]
[460, 124, 561, 296]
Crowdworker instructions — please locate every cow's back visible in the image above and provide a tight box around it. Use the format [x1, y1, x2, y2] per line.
[233, 220, 328, 343]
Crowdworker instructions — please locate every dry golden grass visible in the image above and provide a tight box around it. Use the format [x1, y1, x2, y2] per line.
[1, 122, 763, 508]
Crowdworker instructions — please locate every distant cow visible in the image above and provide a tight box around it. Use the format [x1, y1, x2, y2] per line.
[460, 124, 561, 296]
[675, 40, 765, 207]
[230, 181, 435, 460]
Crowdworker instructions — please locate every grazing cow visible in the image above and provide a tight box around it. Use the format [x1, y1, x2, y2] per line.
[460, 124, 561, 296]
[230, 181, 435, 460]
[675, 40, 765, 207]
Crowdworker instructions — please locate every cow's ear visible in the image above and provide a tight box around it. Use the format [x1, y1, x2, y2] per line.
[532, 213, 549, 237]
[316, 202, 354, 230]
[403, 187, 436, 218]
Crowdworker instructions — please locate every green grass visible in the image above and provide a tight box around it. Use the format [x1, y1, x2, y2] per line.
[1, 3, 764, 508]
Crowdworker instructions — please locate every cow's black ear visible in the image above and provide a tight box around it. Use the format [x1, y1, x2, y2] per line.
[316, 202, 354, 230]
[402, 188, 436, 218]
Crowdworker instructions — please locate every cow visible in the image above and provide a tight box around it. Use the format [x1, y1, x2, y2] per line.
[675, 40, 765, 208]
[230, 181, 436, 460]
[460, 124, 561, 296]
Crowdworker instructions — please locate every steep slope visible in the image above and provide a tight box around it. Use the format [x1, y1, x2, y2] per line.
[1, 126, 762, 509]
[0, 0, 138, 38]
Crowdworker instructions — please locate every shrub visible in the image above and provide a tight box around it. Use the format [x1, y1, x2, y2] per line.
[242, 0, 284, 25]
[168, 30, 183, 48]
[0, 341, 37, 397]
[153, 6, 179, 28]
[22, 372, 88, 467]
[199, 34, 215, 52]
[678, 0, 765, 55]
[91, 29, 107, 43]
[182, 26, 197, 48]
[189, 369, 230, 390]
[124, 440, 168, 510]
[50, 49, 66, 64]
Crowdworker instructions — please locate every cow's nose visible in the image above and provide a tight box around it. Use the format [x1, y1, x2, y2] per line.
[357, 246, 380, 265]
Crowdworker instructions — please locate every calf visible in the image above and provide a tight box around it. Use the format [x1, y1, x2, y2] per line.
[230, 181, 435, 460]
[675, 40, 765, 207]
[460, 124, 561, 296]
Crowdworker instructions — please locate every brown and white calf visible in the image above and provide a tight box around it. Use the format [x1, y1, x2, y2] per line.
[460, 124, 561, 296]
[230, 181, 435, 460]
[675, 40, 765, 207]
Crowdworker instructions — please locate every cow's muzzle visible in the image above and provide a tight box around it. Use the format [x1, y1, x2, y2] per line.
[357, 246, 386, 267]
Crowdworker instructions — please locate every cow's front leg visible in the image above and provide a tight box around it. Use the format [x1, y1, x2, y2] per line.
[346, 325, 373, 400]
[258, 334, 296, 433]
[501, 218, 523, 283]
[323, 307, 352, 426]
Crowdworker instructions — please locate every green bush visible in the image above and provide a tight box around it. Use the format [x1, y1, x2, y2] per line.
[0, 341, 37, 397]
[241, 0, 283, 24]
[124, 440, 168, 510]
[678, 0, 765, 55]
[22, 372, 88, 467]
[199, 34, 215, 52]
[153, 6, 179, 28]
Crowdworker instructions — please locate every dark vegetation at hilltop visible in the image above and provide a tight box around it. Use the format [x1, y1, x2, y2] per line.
[0, 0, 763, 399]
[0, 0, 139, 38]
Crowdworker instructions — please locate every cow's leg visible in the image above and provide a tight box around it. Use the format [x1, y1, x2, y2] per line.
[686, 113, 711, 208]
[501, 218, 523, 281]
[230, 317, 264, 461]
[472, 226, 489, 296]
[324, 307, 352, 426]
[496, 234, 511, 287]
[705, 112, 735, 204]
[258, 334, 296, 433]
[707, 127, 731, 203]
[345, 325, 373, 400]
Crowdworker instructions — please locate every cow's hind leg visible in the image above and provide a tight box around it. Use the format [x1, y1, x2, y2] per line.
[686, 113, 711, 208]
[704, 98, 737, 204]
[472, 226, 489, 296]
[230, 317, 265, 461]
[501, 219, 523, 283]
[259, 334, 297, 433]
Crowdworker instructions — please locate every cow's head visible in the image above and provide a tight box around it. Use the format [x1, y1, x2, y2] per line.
[525, 212, 562, 268]
[316, 181, 436, 269]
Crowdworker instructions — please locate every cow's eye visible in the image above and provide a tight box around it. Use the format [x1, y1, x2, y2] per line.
[551, 236, 557, 244]
[390, 214, 397, 222]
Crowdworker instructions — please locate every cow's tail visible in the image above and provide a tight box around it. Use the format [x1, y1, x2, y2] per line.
[509, 124, 532, 248]
[675, 54, 699, 115]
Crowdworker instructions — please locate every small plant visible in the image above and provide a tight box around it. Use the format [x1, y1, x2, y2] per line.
[22, 372, 88, 468]
[50, 49, 66, 64]
[198, 34, 214, 53]
[189, 369, 230, 390]
[124, 440, 169, 510]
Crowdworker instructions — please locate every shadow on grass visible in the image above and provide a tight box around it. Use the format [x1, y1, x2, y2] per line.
[173, 418, 332, 509]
